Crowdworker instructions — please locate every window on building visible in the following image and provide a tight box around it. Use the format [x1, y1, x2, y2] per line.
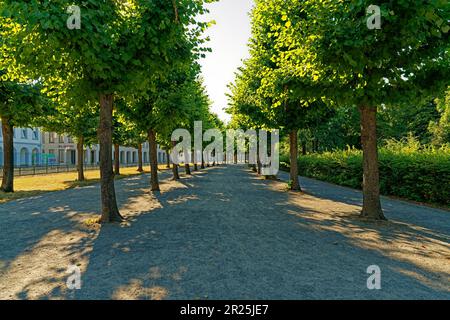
[58, 150, 65, 163]
[67, 136, 73, 143]
[59, 135, 65, 143]
[49, 133, 55, 143]
[32, 129, 39, 140]
[21, 128, 28, 139]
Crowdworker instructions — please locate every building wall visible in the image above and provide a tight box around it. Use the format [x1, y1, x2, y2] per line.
[0, 126, 168, 167]
[0, 124, 42, 166]
[41, 132, 168, 166]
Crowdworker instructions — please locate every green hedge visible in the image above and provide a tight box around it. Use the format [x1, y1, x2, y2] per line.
[281, 145, 450, 208]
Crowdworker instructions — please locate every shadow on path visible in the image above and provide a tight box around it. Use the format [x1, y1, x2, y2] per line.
[0, 166, 448, 299]
[77, 166, 450, 299]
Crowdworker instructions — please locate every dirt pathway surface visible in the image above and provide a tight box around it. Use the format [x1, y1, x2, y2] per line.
[0, 165, 449, 299]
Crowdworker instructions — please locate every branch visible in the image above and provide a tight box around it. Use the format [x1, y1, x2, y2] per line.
[172, 0, 179, 23]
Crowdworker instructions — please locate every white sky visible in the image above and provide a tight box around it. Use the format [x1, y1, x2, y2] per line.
[199, 0, 254, 123]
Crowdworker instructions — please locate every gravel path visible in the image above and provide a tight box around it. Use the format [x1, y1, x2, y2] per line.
[0, 165, 449, 299]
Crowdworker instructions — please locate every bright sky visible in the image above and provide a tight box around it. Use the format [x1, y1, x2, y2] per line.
[199, 0, 255, 123]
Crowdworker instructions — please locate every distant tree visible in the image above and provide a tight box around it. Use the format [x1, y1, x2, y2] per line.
[0, 80, 49, 192]
[111, 111, 138, 176]
[429, 88, 450, 146]
[377, 101, 440, 144]
[44, 100, 98, 182]
[0, 16, 51, 191]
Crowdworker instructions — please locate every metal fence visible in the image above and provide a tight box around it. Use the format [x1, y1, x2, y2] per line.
[0, 162, 149, 178]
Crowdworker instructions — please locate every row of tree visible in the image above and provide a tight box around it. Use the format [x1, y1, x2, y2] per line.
[0, 0, 223, 223]
[227, 0, 449, 220]
[275, 92, 450, 156]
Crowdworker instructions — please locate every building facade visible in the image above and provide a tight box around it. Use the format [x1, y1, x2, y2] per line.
[41, 132, 168, 166]
[0, 124, 43, 166]
[0, 125, 169, 167]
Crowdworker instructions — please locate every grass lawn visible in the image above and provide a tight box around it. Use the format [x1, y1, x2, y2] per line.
[0, 165, 170, 204]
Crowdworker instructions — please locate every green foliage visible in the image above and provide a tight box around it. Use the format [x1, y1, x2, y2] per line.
[2, 0, 214, 112]
[378, 101, 441, 144]
[227, 0, 327, 133]
[294, 0, 450, 107]
[229, 0, 449, 156]
[428, 87, 450, 145]
[43, 95, 99, 145]
[0, 14, 52, 127]
[0, 81, 51, 127]
[112, 107, 139, 147]
[282, 138, 450, 207]
[291, 98, 448, 153]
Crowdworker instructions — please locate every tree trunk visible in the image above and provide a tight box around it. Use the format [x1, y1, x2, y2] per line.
[165, 149, 170, 168]
[1, 117, 14, 193]
[171, 141, 180, 180]
[172, 163, 180, 180]
[256, 149, 262, 175]
[185, 163, 191, 175]
[114, 143, 120, 176]
[148, 129, 160, 191]
[359, 105, 386, 220]
[194, 163, 198, 171]
[77, 137, 85, 182]
[201, 159, 205, 169]
[137, 143, 143, 172]
[98, 94, 122, 223]
[289, 129, 301, 191]
[302, 142, 307, 156]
